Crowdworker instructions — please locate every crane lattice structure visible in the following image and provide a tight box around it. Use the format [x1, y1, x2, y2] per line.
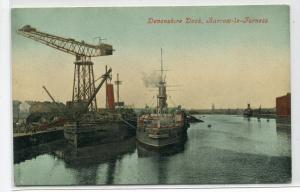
[18, 25, 113, 111]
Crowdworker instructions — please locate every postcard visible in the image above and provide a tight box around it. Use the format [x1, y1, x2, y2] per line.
[12, 5, 291, 186]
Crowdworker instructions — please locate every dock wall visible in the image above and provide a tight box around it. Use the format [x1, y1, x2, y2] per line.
[14, 129, 64, 150]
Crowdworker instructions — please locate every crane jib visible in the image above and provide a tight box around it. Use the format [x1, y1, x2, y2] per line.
[17, 25, 113, 57]
[17, 25, 114, 112]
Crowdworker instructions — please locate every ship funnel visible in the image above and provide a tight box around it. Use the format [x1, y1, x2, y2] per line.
[106, 83, 115, 110]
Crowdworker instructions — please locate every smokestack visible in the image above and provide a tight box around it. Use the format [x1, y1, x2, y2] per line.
[106, 83, 115, 110]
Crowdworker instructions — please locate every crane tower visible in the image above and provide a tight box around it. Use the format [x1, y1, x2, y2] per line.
[17, 25, 113, 111]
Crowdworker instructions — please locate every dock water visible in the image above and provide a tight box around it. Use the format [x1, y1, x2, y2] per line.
[14, 115, 291, 185]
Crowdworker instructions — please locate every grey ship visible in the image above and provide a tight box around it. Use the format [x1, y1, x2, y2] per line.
[136, 49, 189, 148]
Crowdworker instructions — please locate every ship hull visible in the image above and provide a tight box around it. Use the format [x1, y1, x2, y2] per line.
[136, 138, 186, 157]
[64, 121, 134, 148]
[243, 110, 253, 117]
[136, 126, 187, 148]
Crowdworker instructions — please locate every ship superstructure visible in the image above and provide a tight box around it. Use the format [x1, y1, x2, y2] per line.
[137, 49, 189, 148]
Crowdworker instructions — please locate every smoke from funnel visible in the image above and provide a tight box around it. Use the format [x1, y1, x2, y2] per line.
[142, 71, 161, 88]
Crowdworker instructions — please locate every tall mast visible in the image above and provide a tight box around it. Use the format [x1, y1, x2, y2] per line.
[157, 48, 167, 114]
[116, 73, 120, 104]
[114, 73, 122, 104]
[160, 48, 163, 82]
[105, 65, 108, 109]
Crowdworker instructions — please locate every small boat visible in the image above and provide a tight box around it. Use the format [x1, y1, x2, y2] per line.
[243, 103, 253, 117]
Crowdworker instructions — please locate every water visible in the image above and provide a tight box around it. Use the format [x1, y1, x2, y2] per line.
[14, 115, 291, 185]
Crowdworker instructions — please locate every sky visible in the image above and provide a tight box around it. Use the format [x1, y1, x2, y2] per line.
[11, 5, 290, 109]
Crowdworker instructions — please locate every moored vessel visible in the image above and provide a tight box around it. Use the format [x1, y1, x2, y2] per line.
[64, 68, 136, 148]
[136, 49, 189, 148]
[64, 110, 135, 148]
[243, 103, 253, 117]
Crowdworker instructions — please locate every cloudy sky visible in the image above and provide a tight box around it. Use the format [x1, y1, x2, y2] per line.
[12, 5, 290, 109]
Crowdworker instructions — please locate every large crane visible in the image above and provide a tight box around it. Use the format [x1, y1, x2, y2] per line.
[17, 25, 113, 111]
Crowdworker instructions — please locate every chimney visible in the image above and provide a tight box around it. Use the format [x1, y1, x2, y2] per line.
[106, 83, 115, 110]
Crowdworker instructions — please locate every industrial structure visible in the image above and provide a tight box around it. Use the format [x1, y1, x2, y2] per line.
[276, 93, 291, 117]
[42, 86, 57, 103]
[17, 25, 113, 111]
[17, 25, 138, 148]
[13, 100, 21, 126]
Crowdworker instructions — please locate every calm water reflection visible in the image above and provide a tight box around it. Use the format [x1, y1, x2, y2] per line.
[14, 115, 291, 185]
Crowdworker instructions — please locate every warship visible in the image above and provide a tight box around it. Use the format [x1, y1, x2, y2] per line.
[137, 138, 186, 158]
[136, 49, 189, 148]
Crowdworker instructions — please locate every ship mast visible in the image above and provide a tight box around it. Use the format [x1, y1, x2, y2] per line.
[157, 48, 168, 115]
[160, 48, 163, 82]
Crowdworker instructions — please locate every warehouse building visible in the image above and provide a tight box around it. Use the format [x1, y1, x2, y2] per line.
[276, 93, 291, 117]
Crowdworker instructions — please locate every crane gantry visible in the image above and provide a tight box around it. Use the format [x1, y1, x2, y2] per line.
[18, 25, 114, 111]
